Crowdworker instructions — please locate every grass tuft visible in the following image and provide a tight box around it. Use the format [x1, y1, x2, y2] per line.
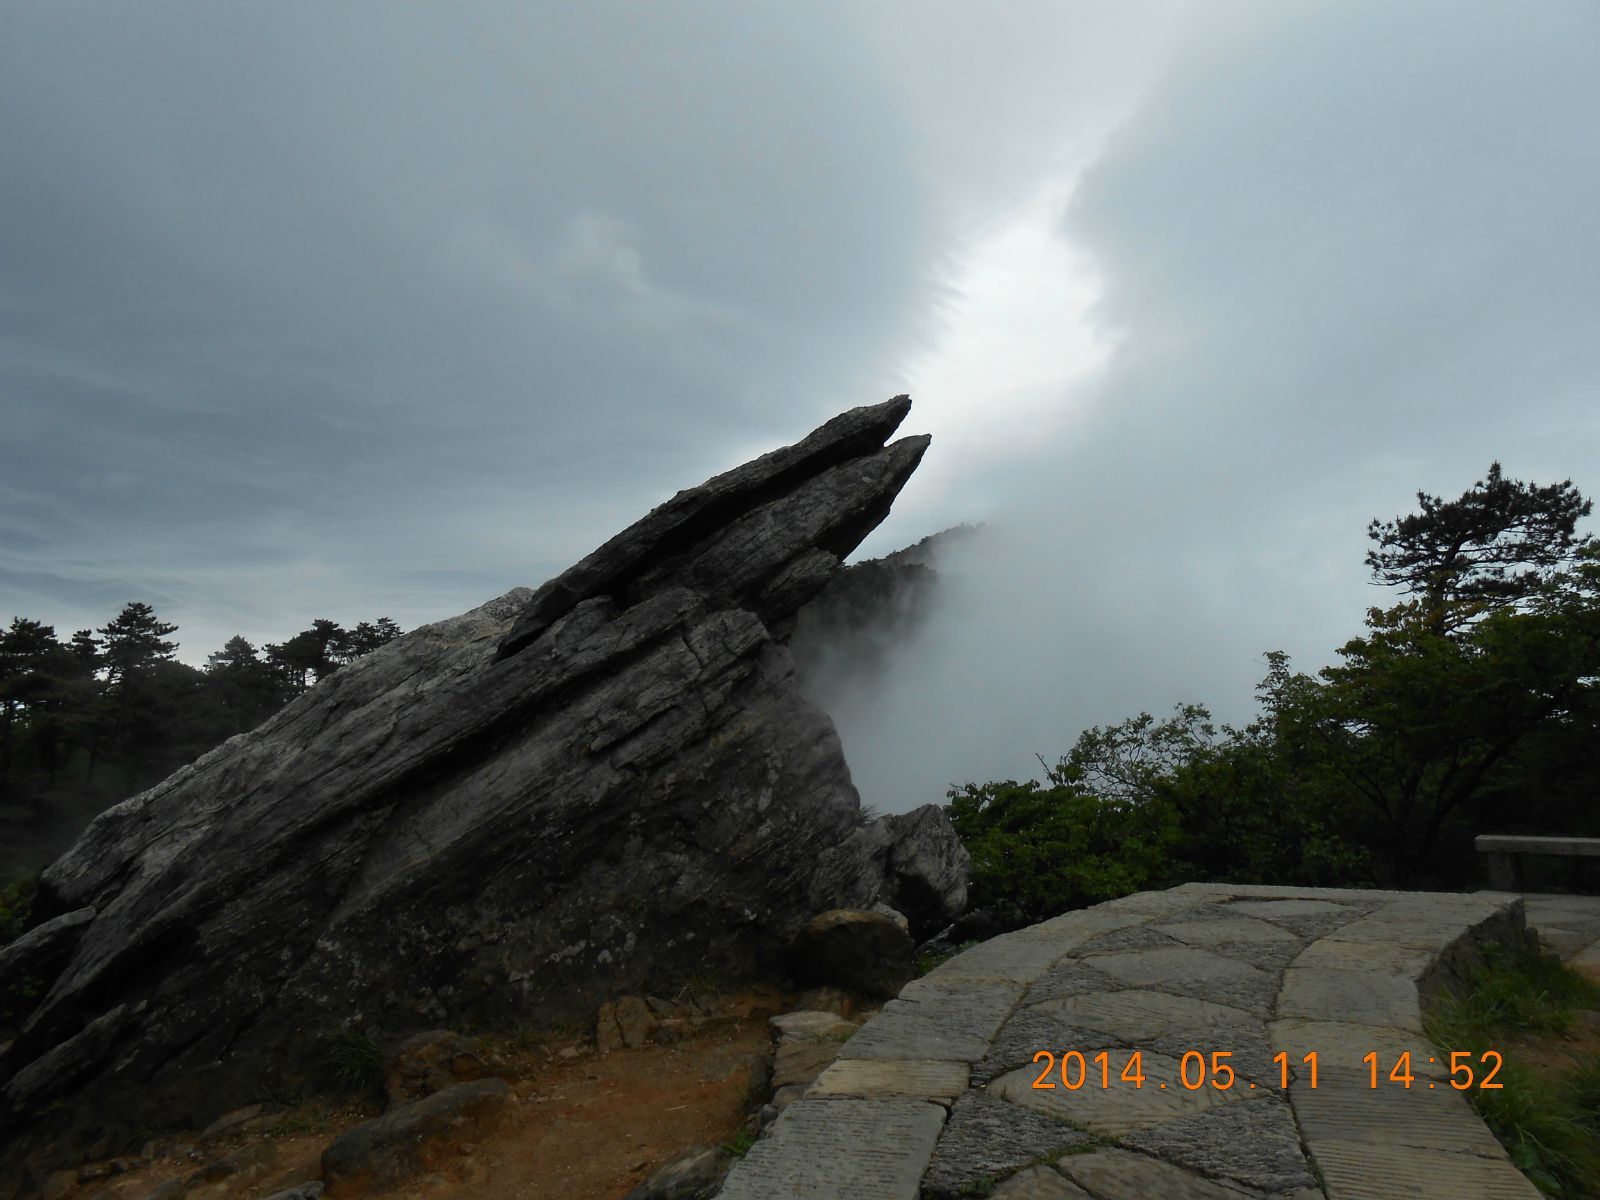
[1425, 939, 1600, 1196]
[322, 1029, 386, 1100]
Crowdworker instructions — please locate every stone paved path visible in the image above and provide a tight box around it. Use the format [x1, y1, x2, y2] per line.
[719, 883, 1600, 1200]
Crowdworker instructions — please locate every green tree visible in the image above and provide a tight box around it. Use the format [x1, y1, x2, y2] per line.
[343, 617, 403, 660]
[1044, 700, 1367, 889]
[205, 636, 287, 731]
[1269, 472, 1600, 884]
[98, 602, 178, 685]
[0, 619, 62, 786]
[268, 619, 351, 693]
[1366, 462, 1594, 630]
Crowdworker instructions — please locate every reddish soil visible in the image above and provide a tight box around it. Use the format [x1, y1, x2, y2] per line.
[48, 988, 790, 1200]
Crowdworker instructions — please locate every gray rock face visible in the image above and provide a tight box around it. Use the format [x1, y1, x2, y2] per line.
[0, 907, 93, 1024]
[0, 398, 951, 1173]
[876, 806, 970, 939]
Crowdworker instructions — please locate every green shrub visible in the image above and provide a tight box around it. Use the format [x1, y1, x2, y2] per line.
[947, 779, 1185, 926]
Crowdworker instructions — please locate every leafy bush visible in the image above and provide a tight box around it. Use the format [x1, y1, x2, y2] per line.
[947, 778, 1184, 927]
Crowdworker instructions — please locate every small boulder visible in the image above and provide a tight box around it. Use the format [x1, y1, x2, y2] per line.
[916, 906, 1007, 958]
[596, 996, 657, 1054]
[201, 1107, 270, 1139]
[30, 1170, 77, 1200]
[742, 1051, 773, 1108]
[622, 1144, 723, 1200]
[383, 1030, 485, 1108]
[614, 996, 656, 1048]
[321, 1078, 511, 1198]
[771, 1040, 841, 1091]
[768, 1011, 857, 1042]
[190, 1141, 279, 1184]
[793, 986, 859, 1018]
[772, 1084, 806, 1112]
[260, 1185, 325, 1200]
[869, 903, 910, 933]
[879, 805, 970, 940]
[787, 908, 914, 999]
[596, 1002, 625, 1054]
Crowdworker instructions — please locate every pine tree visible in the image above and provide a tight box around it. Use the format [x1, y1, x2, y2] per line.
[98, 602, 179, 685]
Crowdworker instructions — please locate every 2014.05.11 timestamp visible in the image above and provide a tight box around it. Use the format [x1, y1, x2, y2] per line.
[1028, 1049, 1506, 1091]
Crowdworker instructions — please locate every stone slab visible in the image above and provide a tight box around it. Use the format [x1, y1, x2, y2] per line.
[989, 1051, 1249, 1137]
[772, 1039, 842, 1089]
[808, 1058, 969, 1101]
[1206, 939, 1305, 971]
[1475, 834, 1600, 857]
[1088, 947, 1280, 1016]
[1331, 910, 1503, 952]
[1122, 1095, 1316, 1194]
[1521, 894, 1600, 922]
[1571, 943, 1600, 972]
[1074, 925, 1184, 956]
[837, 980, 1022, 1062]
[1155, 916, 1300, 946]
[1535, 928, 1593, 957]
[1176, 883, 1410, 903]
[1308, 1140, 1541, 1199]
[1278, 967, 1421, 1031]
[770, 1011, 858, 1041]
[991, 1165, 1094, 1198]
[1055, 1148, 1266, 1199]
[1145, 1023, 1278, 1089]
[716, 1096, 946, 1199]
[1268, 1018, 1450, 1081]
[976, 1002, 1127, 1087]
[1039, 990, 1253, 1043]
[1290, 936, 1437, 979]
[1090, 891, 1220, 918]
[1028, 908, 1152, 939]
[1224, 898, 1356, 920]
[1023, 958, 1126, 1005]
[920, 1092, 1090, 1199]
[1290, 1067, 1510, 1157]
[922, 929, 1077, 985]
[1087, 946, 1271, 991]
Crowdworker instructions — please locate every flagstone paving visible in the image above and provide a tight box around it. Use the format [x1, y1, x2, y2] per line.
[719, 884, 1600, 1199]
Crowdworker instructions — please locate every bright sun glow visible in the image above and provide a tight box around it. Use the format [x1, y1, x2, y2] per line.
[894, 175, 1116, 510]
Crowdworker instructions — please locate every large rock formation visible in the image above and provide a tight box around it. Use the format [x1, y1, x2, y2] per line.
[0, 397, 966, 1177]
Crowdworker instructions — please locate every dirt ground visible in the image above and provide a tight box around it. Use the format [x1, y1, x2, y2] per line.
[46, 987, 791, 1200]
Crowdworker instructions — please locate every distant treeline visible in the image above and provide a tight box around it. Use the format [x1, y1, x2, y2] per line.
[0, 606, 404, 878]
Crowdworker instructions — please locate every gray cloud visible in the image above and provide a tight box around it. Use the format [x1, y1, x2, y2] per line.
[3, 1, 930, 652]
[813, 0, 1600, 809]
[4, 2, 1597, 817]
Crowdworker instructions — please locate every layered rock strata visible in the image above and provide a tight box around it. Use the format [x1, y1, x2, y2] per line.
[0, 397, 953, 1177]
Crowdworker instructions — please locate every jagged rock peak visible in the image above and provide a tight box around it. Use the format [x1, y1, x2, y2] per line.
[498, 395, 923, 658]
[0, 397, 959, 1183]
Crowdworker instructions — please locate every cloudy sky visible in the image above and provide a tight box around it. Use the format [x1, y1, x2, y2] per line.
[5, 1, 1598, 809]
